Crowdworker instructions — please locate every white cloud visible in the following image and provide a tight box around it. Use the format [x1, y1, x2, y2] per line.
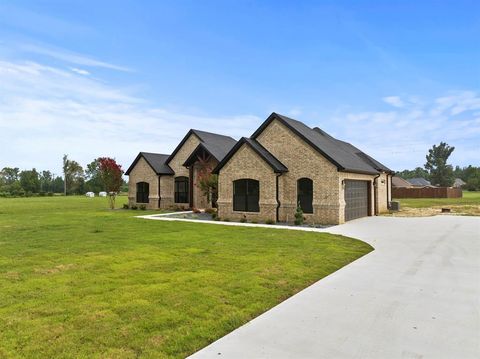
[327, 92, 480, 170]
[382, 96, 405, 108]
[0, 59, 260, 174]
[70, 67, 90, 76]
[18, 43, 132, 72]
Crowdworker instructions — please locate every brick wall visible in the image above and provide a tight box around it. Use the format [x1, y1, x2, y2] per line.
[217, 144, 277, 222]
[127, 157, 159, 209]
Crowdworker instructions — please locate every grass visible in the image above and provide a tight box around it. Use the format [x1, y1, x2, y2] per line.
[0, 196, 372, 358]
[392, 191, 480, 216]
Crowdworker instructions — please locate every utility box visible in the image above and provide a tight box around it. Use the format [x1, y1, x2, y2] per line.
[389, 201, 400, 211]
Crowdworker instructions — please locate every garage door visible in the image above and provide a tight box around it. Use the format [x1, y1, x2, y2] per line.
[344, 180, 369, 221]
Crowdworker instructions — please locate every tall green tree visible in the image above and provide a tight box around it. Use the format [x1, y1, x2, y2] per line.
[85, 159, 104, 193]
[424, 142, 455, 186]
[0, 167, 20, 184]
[397, 167, 430, 180]
[62, 155, 85, 195]
[20, 169, 40, 193]
[39, 170, 53, 192]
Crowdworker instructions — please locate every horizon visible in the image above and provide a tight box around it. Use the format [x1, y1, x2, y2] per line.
[1, 1, 479, 174]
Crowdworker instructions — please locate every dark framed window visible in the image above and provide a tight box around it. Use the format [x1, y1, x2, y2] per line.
[175, 176, 189, 203]
[297, 178, 313, 213]
[233, 179, 259, 212]
[136, 182, 149, 203]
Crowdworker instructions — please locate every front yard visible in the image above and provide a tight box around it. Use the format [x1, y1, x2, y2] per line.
[0, 196, 372, 358]
[392, 191, 480, 216]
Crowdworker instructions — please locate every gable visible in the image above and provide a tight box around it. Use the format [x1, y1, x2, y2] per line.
[167, 133, 202, 175]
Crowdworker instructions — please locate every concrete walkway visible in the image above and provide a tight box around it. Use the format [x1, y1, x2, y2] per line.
[181, 215, 480, 359]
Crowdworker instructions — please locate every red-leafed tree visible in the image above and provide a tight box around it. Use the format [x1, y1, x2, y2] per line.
[98, 157, 124, 209]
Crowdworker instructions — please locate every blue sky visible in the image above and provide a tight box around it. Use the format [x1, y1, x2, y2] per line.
[0, 0, 479, 174]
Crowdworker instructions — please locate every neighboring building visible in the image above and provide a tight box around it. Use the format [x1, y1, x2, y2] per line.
[407, 177, 433, 187]
[85, 192, 94, 197]
[392, 176, 413, 188]
[453, 178, 466, 188]
[126, 112, 393, 224]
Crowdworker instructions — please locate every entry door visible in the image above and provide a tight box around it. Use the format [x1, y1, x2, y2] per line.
[344, 180, 369, 221]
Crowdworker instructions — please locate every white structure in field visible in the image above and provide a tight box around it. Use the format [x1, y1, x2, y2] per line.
[99, 191, 107, 197]
[86, 192, 95, 197]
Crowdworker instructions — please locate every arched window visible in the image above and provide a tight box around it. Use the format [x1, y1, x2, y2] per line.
[175, 176, 189, 203]
[233, 179, 259, 212]
[297, 178, 313, 213]
[136, 182, 149, 203]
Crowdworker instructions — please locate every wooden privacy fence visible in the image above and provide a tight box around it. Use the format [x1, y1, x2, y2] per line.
[392, 187, 463, 199]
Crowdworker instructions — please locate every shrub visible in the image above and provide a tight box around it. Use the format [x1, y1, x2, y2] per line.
[294, 203, 304, 225]
[223, 218, 230, 222]
[47, 192, 54, 196]
[251, 220, 258, 224]
[204, 208, 216, 214]
[192, 207, 201, 214]
[240, 217, 247, 223]
[214, 217, 221, 221]
[265, 219, 275, 225]
[131, 205, 138, 210]
[39, 191, 46, 197]
[211, 212, 217, 219]
[139, 205, 147, 210]
[123, 203, 129, 209]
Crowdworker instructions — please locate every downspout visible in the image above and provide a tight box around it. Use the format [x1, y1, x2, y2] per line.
[373, 173, 381, 216]
[276, 173, 284, 223]
[386, 174, 390, 209]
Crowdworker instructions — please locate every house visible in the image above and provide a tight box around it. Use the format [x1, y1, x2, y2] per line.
[126, 113, 393, 224]
[407, 177, 433, 187]
[392, 176, 413, 188]
[453, 178, 466, 188]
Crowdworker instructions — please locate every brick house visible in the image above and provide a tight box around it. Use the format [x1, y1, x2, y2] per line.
[126, 112, 393, 224]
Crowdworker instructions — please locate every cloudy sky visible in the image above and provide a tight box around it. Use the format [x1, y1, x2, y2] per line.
[0, 0, 479, 175]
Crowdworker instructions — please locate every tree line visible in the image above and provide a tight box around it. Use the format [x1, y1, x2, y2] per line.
[0, 155, 127, 197]
[396, 142, 480, 190]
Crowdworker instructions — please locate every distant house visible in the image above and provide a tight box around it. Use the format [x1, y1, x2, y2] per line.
[407, 178, 434, 187]
[453, 178, 466, 188]
[392, 176, 413, 188]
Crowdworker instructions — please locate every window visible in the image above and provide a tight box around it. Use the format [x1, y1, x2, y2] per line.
[175, 176, 189, 203]
[233, 179, 259, 212]
[297, 178, 313, 213]
[136, 182, 149, 203]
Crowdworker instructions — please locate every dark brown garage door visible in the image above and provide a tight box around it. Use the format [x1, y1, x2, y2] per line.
[344, 180, 369, 221]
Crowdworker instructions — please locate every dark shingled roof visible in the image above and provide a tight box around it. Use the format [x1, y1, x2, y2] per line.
[407, 177, 432, 187]
[251, 113, 392, 175]
[213, 137, 288, 174]
[167, 129, 237, 164]
[125, 152, 174, 175]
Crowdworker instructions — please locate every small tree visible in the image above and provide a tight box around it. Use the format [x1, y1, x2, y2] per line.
[98, 157, 124, 209]
[195, 156, 218, 206]
[424, 142, 455, 186]
[294, 202, 304, 226]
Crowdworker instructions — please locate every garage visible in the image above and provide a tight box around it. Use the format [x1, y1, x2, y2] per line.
[344, 180, 370, 221]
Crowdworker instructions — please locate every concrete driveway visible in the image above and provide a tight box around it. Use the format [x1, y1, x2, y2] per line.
[190, 216, 480, 359]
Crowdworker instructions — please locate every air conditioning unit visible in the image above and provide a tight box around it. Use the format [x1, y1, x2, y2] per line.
[389, 201, 400, 211]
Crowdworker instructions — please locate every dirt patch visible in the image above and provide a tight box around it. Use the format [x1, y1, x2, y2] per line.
[34, 263, 75, 275]
[384, 205, 480, 217]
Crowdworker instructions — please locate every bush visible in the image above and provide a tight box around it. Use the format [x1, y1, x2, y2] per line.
[211, 212, 217, 219]
[204, 208, 216, 214]
[265, 219, 275, 225]
[251, 220, 258, 224]
[214, 217, 221, 221]
[131, 205, 138, 210]
[139, 205, 146, 210]
[240, 217, 247, 223]
[123, 204, 129, 209]
[47, 192, 54, 196]
[223, 218, 230, 222]
[294, 203, 304, 226]
[39, 192, 46, 197]
[192, 207, 201, 214]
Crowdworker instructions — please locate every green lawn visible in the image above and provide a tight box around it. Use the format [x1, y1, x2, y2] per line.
[0, 196, 372, 358]
[395, 191, 480, 208]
